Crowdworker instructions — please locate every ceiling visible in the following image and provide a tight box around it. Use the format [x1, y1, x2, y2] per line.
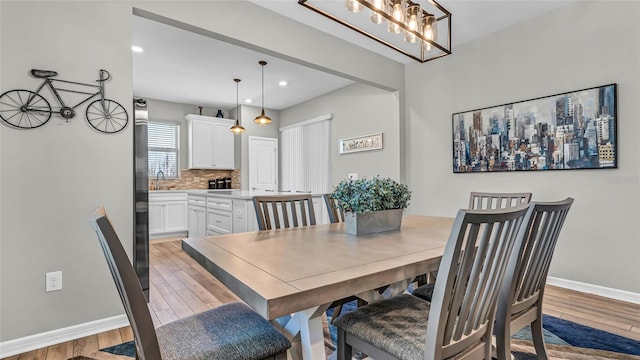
[132, 0, 575, 112]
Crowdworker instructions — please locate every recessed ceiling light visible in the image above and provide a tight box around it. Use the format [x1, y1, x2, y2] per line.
[244, 98, 252, 103]
[131, 46, 144, 53]
[278, 81, 288, 87]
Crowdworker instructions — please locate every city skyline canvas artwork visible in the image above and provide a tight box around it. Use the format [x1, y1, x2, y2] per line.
[452, 84, 617, 173]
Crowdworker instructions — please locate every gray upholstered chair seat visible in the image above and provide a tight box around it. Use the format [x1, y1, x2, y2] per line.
[411, 283, 435, 302]
[157, 301, 291, 360]
[333, 294, 432, 360]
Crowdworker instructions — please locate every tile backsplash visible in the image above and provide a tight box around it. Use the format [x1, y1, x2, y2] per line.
[150, 169, 240, 190]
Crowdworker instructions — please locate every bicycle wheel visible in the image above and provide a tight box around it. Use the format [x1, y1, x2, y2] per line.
[86, 99, 129, 133]
[0, 90, 52, 129]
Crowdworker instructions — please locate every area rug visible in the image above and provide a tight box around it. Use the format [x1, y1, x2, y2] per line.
[101, 312, 640, 359]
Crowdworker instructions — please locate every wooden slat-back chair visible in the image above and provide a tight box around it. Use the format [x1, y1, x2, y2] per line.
[469, 191, 532, 210]
[334, 205, 530, 360]
[323, 193, 345, 223]
[88, 206, 290, 360]
[495, 198, 574, 360]
[413, 191, 533, 300]
[253, 194, 316, 230]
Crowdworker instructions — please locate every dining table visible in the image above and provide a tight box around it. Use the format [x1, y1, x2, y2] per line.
[182, 215, 454, 360]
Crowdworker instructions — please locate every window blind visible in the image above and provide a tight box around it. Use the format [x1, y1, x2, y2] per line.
[280, 118, 331, 194]
[148, 122, 179, 178]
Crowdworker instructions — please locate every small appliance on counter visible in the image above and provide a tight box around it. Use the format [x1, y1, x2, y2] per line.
[208, 177, 233, 189]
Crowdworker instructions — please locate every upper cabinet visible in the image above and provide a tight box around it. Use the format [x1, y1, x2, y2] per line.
[186, 114, 235, 169]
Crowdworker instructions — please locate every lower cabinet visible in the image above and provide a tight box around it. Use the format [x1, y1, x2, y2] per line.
[206, 197, 233, 236]
[149, 192, 188, 237]
[185, 193, 329, 237]
[188, 195, 206, 238]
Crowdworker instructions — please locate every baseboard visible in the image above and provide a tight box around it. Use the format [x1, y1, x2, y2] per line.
[547, 276, 640, 305]
[0, 314, 129, 358]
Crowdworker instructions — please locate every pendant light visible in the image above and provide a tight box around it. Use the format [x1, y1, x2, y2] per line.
[254, 60, 272, 125]
[230, 78, 246, 134]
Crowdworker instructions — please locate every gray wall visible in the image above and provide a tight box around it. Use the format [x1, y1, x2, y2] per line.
[0, 0, 402, 342]
[0, 1, 133, 342]
[280, 83, 400, 187]
[404, 1, 640, 293]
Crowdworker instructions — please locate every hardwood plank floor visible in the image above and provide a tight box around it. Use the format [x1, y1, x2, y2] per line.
[4, 240, 639, 359]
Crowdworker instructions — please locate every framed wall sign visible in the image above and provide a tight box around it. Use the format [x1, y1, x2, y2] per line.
[339, 132, 383, 154]
[452, 84, 617, 173]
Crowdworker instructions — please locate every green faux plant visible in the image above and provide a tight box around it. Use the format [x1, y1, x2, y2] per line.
[330, 176, 411, 214]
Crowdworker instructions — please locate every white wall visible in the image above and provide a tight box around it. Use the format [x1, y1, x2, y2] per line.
[0, 0, 402, 344]
[0, 1, 133, 342]
[405, 1, 640, 293]
[281, 83, 401, 187]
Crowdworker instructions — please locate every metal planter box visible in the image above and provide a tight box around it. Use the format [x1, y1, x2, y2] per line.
[345, 208, 403, 235]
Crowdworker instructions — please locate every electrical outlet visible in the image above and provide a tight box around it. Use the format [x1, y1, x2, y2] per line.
[348, 173, 358, 180]
[193, 177, 200, 183]
[46, 271, 62, 292]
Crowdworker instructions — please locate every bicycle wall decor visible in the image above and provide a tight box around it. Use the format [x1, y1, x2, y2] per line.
[0, 68, 129, 133]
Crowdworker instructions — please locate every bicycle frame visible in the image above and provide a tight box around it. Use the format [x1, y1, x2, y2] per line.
[27, 69, 109, 115]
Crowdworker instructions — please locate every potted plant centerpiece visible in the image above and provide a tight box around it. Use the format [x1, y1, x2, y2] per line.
[330, 176, 411, 235]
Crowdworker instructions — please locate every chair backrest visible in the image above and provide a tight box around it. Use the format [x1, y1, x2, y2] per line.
[469, 191, 532, 210]
[88, 206, 162, 360]
[323, 194, 344, 223]
[252, 194, 316, 230]
[498, 198, 574, 319]
[424, 205, 530, 359]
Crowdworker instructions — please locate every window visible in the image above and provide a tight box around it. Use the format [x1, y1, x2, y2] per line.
[148, 121, 179, 178]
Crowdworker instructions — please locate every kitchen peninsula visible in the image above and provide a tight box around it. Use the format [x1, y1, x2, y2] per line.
[149, 190, 328, 239]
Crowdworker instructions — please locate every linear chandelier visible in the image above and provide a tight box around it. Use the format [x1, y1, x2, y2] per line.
[298, 0, 451, 63]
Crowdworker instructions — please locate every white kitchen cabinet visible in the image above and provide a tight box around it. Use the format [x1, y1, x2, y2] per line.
[206, 196, 233, 236]
[149, 192, 188, 237]
[186, 114, 235, 169]
[188, 195, 206, 238]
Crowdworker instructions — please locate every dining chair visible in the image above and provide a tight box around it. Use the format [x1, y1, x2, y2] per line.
[323, 193, 345, 223]
[495, 198, 574, 360]
[252, 194, 316, 230]
[88, 206, 291, 360]
[412, 191, 533, 301]
[469, 191, 532, 210]
[333, 205, 530, 360]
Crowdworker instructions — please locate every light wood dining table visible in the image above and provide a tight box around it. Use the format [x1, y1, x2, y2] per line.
[182, 215, 454, 360]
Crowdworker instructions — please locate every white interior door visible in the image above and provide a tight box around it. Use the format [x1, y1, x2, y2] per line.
[249, 136, 278, 192]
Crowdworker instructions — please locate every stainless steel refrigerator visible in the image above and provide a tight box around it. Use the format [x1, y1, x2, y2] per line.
[133, 98, 149, 299]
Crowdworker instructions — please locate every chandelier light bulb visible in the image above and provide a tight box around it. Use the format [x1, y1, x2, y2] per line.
[404, 5, 420, 43]
[423, 15, 437, 51]
[369, 0, 385, 24]
[388, 0, 404, 34]
[345, 0, 363, 12]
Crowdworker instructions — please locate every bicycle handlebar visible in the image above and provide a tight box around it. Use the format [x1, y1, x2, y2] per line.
[98, 69, 111, 82]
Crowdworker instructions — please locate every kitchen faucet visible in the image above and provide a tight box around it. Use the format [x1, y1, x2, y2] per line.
[155, 170, 165, 190]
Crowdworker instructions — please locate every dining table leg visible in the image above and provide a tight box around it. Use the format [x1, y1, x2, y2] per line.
[274, 304, 331, 360]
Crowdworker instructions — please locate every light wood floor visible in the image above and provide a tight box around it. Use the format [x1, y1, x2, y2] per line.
[4, 240, 640, 359]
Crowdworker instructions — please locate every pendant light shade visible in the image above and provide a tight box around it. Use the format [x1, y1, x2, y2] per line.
[230, 78, 245, 134]
[254, 60, 272, 125]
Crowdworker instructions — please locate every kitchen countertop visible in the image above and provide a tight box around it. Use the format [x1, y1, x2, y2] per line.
[151, 189, 320, 200]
